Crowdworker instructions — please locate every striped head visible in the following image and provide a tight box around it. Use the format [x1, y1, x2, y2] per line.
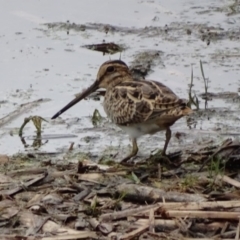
[96, 60, 130, 88]
[51, 60, 130, 119]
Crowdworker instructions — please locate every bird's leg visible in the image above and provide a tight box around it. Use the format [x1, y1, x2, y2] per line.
[162, 127, 171, 156]
[120, 138, 138, 163]
[161, 128, 181, 166]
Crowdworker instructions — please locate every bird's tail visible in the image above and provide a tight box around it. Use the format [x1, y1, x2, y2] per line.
[181, 106, 193, 116]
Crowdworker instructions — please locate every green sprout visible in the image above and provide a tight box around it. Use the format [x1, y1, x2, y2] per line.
[200, 60, 209, 109]
[91, 109, 102, 127]
[188, 65, 199, 110]
[19, 116, 48, 137]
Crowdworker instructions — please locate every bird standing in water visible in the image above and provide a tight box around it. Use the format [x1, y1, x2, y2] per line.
[52, 60, 192, 162]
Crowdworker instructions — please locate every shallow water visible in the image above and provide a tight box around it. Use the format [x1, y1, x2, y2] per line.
[1, 0, 240, 158]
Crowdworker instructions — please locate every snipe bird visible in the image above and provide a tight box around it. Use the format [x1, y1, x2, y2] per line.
[51, 60, 192, 162]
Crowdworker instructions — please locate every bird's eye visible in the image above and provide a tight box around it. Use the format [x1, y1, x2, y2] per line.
[106, 66, 115, 72]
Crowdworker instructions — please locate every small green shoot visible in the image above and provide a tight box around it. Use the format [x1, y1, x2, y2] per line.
[114, 191, 127, 210]
[208, 155, 224, 178]
[91, 109, 102, 127]
[180, 174, 198, 191]
[200, 60, 209, 109]
[188, 65, 200, 110]
[98, 155, 116, 166]
[207, 155, 225, 190]
[87, 195, 101, 217]
[19, 115, 48, 137]
[131, 171, 140, 184]
[188, 61, 210, 110]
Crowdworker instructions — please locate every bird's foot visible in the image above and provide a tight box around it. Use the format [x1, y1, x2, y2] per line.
[120, 155, 136, 166]
[120, 139, 138, 165]
[159, 153, 172, 165]
[160, 151, 182, 167]
[149, 150, 181, 167]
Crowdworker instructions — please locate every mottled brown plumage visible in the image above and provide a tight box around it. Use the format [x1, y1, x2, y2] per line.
[52, 60, 192, 162]
[104, 80, 188, 125]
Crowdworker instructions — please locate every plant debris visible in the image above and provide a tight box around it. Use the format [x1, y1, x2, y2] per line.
[1, 137, 240, 239]
[19, 115, 48, 137]
[2, 3, 240, 239]
[82, 42, 124, 55]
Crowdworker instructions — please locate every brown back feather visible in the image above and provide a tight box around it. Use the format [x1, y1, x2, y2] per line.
[104, 79, 191, 125]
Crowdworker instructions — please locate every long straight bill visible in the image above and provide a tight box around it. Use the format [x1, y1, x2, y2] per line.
[51, 81, 98, 119]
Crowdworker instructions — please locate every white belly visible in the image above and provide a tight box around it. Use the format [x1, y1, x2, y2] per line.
[118, 123, 165, 139]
